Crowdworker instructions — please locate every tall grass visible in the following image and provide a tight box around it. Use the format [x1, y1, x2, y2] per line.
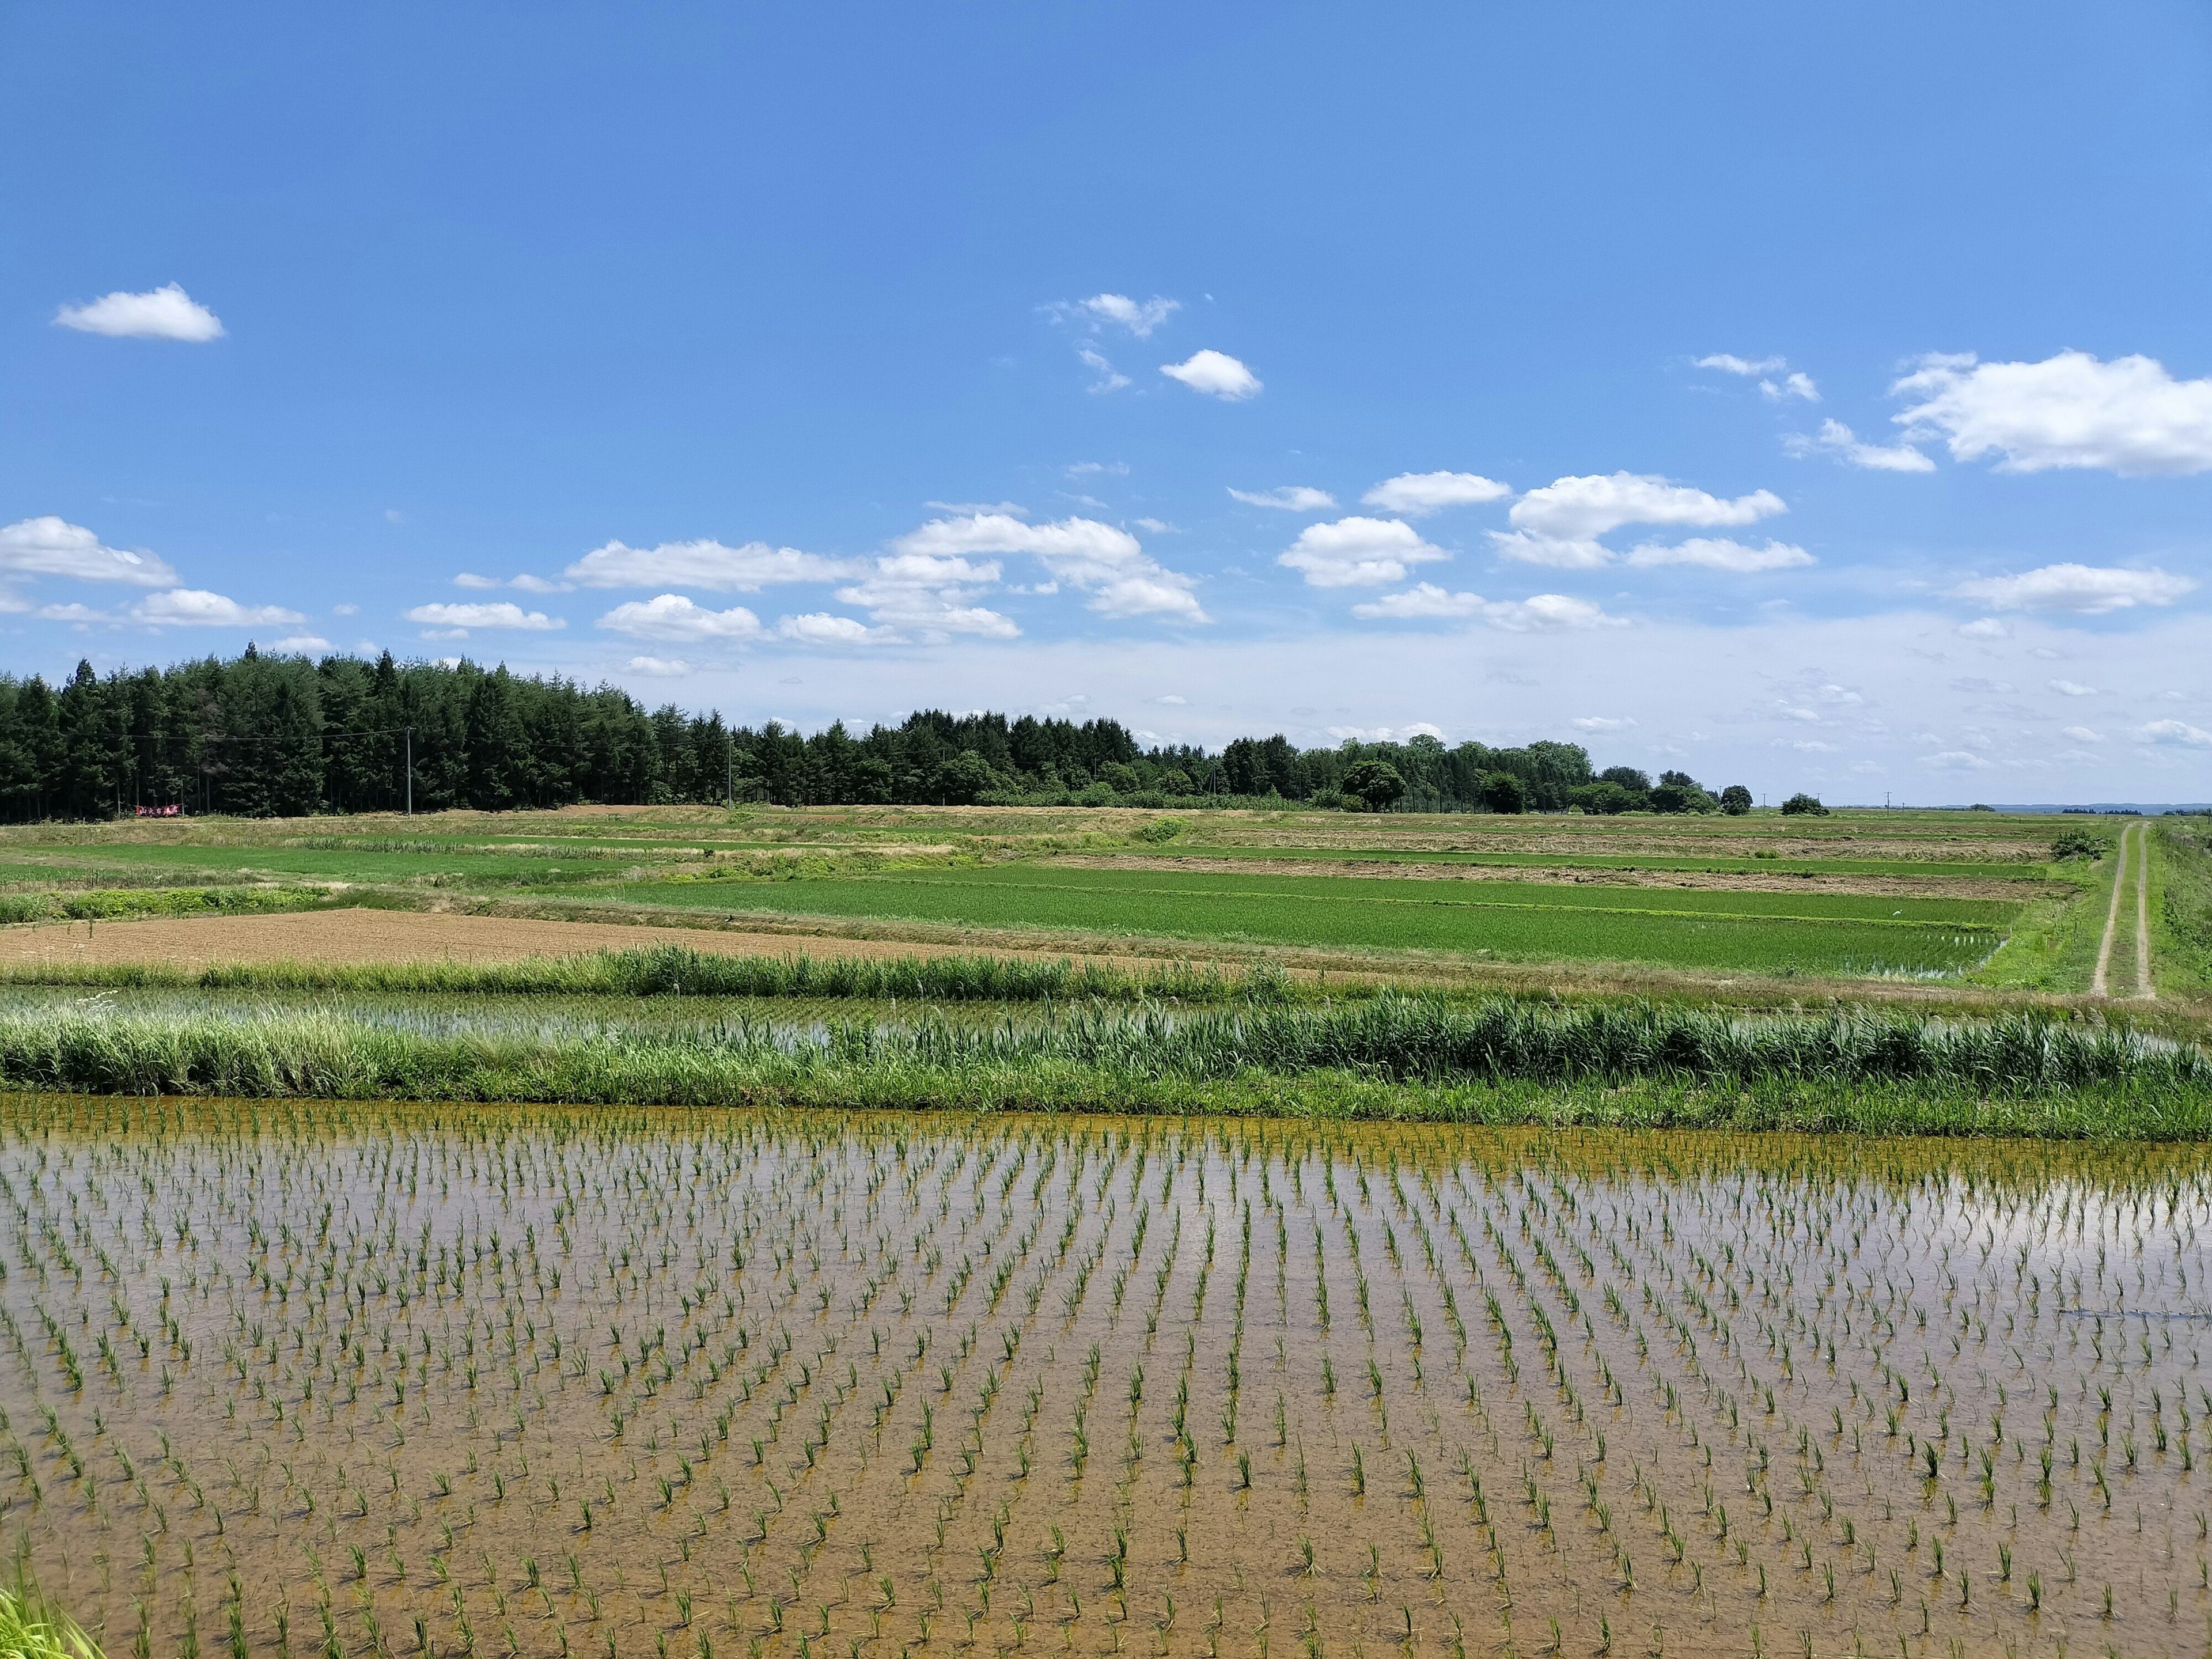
[0, 884, 324, 925]
[0, 943, 1293, 1003]
[0, 993, 2202, 1135]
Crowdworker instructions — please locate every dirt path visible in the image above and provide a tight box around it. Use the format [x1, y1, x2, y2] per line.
[2091, 822, 2155, 997]
[2135, 821, 2156, 999]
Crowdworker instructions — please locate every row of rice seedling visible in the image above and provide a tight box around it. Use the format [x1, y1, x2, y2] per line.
[0, 946, 1297, 1007]
[0, 1098, 2202, 1659]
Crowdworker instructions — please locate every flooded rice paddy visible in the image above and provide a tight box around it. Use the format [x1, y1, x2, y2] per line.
[0, 1097, 2206, 1659]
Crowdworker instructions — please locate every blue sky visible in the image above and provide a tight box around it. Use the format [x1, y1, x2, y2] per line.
[6, 2, 2212, 801]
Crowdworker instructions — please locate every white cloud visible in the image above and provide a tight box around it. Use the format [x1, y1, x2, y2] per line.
[1893, 350, 2212, 475]
[1695, 354, 1786, 377]
[1624, 537, 1815, 573]
[1956, 618, 2011, 639]
[895, 513, 1204, 622]
[133, 589, 306, 627]
[1572, 715, 1636, 732]
[0, 517, 179, 586]
[624, 656, 692, 677]
[33, 603, 109, 623]
[1075, 294, 1179, 337]
[453, 573, 501, 590]
[2048, 678, 2099, 696]
[53, 283, 224, 342]
[564, 539, 862, 591]
[1078, 346, 1130, 393]
[1066, 462, 1128, 478]
[1761, 373, 1820, 402]
[594, 594, 763, 642]
[1160, 350, 1261, 401]
[777, 613, 885, 646]
[1134, 518, 1177, 534]
[404, 601, 564, 633]
[1949, 563, 2195, 615]
[1360, 472, 1512, 516]
[835, 552, 1020, 638]
[2139, 718, 2212, 748]
[2061, 725, 2103, 743]
[1229, 486, 1336, 512]
[1350, 584, 1621, 631]
[1153, 694, 1187, 706]
[269, 635, 332, 654]
[1918, 750, 1994, 770]
[1509, 473, 1786, 540]
[1279, 518, 1447, 588]
[1785, 418, 1935, 473]
[333, 603, 359, 616]
[1487, 531, 1615, 570]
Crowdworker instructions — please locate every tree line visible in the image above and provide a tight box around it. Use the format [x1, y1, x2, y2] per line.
[0, 650, 1753, 820]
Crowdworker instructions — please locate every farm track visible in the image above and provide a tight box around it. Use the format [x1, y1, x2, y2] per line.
[2090, 824, 2155, 999]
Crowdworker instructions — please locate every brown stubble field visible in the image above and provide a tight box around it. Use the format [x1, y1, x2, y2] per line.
[0, 1096, 2205, 1659]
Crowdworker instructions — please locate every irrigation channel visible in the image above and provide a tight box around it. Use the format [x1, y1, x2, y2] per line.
[0, 1097, 2206, 1659]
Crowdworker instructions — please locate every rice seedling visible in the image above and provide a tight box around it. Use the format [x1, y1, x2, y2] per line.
[0, 1096, 2203, 1655]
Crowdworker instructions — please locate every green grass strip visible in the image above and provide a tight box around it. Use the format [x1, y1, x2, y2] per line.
[1, 995, 2202, 1137]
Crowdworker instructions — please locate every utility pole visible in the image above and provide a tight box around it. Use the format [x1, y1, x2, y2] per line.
[404, 726, 414, 816]
[726, 734, 734, 812]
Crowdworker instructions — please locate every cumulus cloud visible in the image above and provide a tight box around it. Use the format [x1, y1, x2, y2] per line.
[834, 552, 1020, 639]
[0, 517, 179, 586]
[2048, 679, 2099, 696]
[895, 513, 1205, 622]
[1624, 537, 1815, 573]
[1351, 583, 1622, 631]
[1956, 618, 2011, 640]
[1571, 715, 1637, 732]
[2062, 726, 2103, 743]
[1278, 518, 1447, 588]
[1360, 472, 1512, 516]
[1892, 350, 2212, 475]
[2139, 718, 2212, 747]
[1160, 350, 1261, 400]
[134, 589, 306, 627]
[268, 635, 331, 654]
[1949, 563, 2195, 615]
[1074, 294, 1179, 337]
[404, 601, 564, 635]
[594, 594, 764, 642]
[1765, 372, 1819, 402]
[54, 283, 224, 342]
[1487, 531, 1615, 570]
[1785, 418, 1935, 473]
[624, 656, 692, 677]
[776, 613, 886, 647]
[1695, 354, 1786, 377]
[1228, 486, 1336, 512]
[564, 539, 861, 591]
[1509, 473, 1786, 540]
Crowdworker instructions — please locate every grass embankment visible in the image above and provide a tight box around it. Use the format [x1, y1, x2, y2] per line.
[2, 994, 2203, 1137]
[2157, 818, 2212, 989]
[0, 944, 1289, 1003]
[0, 884, 326, 925]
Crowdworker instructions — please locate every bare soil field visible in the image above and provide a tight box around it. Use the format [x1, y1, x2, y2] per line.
[0, 908, 1138, 974]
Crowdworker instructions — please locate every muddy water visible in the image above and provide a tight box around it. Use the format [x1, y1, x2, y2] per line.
[0, 1099, 2206, 1659]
